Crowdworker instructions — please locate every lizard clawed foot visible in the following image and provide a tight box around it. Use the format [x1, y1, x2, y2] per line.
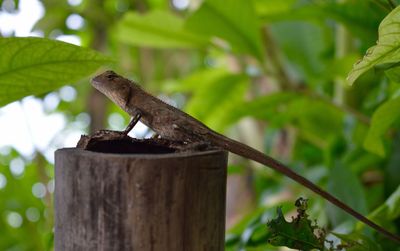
[151, 133, 160, 139]
[78, 111, 142, 149]
[77, 129, 129, 149]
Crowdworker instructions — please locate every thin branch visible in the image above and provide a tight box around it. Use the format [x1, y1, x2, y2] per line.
[260, 27, 295, 90]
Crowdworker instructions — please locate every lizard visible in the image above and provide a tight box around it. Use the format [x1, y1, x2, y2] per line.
[90, 70, 400, 244]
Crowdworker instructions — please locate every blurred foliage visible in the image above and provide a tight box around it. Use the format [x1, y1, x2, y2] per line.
[1, 0, 400, 250]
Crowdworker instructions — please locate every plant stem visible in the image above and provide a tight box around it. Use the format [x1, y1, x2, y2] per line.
[334, 0, 353, 106]
[388, 0, 397, 9]
[261, 27, 294, 90]
[371, 0, 393, 11]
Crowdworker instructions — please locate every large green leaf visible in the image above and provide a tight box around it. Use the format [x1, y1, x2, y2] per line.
[348, 6, 400, 85]
[326, 162, 367, 226]
[117, 10, 208, 48]
[0, 37, 111, 107]
[185, 0, 264, 60]
[364, 96, 400, 157]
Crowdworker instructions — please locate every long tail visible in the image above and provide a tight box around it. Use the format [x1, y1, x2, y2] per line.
[209, 132, 400, 244]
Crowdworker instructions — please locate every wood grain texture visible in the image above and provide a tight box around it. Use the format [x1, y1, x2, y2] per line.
[55, 148, 227, 251]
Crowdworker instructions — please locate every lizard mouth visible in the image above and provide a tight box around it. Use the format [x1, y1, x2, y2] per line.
[91, 70, 115, 89]
[91, 76, 103, 89]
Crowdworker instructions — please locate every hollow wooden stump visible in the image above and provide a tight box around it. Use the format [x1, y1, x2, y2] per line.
[55, 145, 227, 251]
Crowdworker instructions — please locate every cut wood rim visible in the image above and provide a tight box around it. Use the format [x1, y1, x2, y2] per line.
[77, 137, 220, 155]
[58, 146, 225, 159]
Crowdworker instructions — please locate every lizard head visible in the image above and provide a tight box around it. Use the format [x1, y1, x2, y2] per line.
[91, 70, 132, 109]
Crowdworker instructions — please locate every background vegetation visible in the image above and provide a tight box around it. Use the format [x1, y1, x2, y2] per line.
[1, 0, 400, 250]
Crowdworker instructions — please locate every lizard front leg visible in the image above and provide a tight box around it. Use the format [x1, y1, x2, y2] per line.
[123, 111, 142, 135]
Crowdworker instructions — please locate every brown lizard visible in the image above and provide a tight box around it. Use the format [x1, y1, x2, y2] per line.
[91, 70, 400, 244]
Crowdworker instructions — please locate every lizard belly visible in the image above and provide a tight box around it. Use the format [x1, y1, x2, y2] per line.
[140, 115, 187, 141]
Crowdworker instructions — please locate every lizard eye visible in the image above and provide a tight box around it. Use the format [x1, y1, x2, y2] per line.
[106, 71, 117, 80]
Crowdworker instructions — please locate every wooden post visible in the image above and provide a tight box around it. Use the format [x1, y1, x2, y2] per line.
[55, 144, 227, 251]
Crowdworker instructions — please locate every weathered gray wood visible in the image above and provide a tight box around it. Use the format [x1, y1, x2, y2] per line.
[55, 147, 227, 251]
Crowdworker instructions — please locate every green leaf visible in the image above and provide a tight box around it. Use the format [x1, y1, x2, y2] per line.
[367, 185, 400, 223]
[364, 96, 400, 156]
[384, 64, 400, 82]
[332, 232, 383, 251]
[381, 184, 400, 219]
[348, 6, 400, 85]
[326, 162, 367, 226]
[354, 185, 400, 240]
[185, 0, 264, 60]
[266, 206, 324, 251]
[0, 37, 111, 107]
[117, 10, 208, 49]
